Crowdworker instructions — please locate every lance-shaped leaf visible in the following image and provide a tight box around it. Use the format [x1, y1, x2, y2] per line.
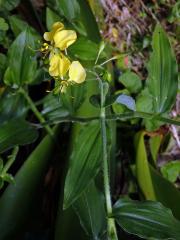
[73, 181, 106, 239]
[64, 123, 102, 209]
[4, 27, 37, 87]
[113, 198, 180, 240]
[147, 24, 178, 113]
[0, 127, 59, 239]
[135, 131, 180, 220]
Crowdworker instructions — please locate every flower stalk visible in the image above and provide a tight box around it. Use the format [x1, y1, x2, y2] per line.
[98, 76, 118, 240]
[19, 88, 54, 137]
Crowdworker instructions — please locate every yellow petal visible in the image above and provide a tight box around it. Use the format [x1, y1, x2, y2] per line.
[44, 22, 64, 42]
[59, 54, 71, 78]
[49, 53, 71, 78]
[69, 61, 86, 84]
[52, 22, 64, 30]
[49, 54, 60, 76]
[54, 30, 77, 50]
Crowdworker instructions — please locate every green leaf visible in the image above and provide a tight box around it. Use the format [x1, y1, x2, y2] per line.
[57, 0, 80, 20]
[135, 131, 180, 220]
[149, 135, 162, 163]
[116, 94, 136, 111]
[168, 2, 180, 23]
[89, 94, 101, 108]
[0, 177, 4, 189]
[46, 7, 62, 31]
[0, 118, 38, 153]
[0, 92, 27, 124]
[60, 83, 86, 114]
[9, 15, 40, 40]
[113, 198, 180, 240]
[49, 0, 101, 43]
[147, 24, 178, 113]
[119, 71, 142, 94]
[55, 207, 89, 240]
[134, 131, 156, 200]
[69, 37, 104, 61]
[161, 161, 180, 183]
[111, 89, 130, 114]
[64, 123, 102, 209]
[0, 127, 59, 239]
[136, 88, 162, 131]
[0, 159, 3, 173]
[0, 53, 7, 80]
[0, 0, 20, 11]
[0, 18, 8, 31]
[2, 173, 14, 184]
[42, 93, 69, 122]
[4, 28, 37, 87]
[95, 41, 106, 64]
[73, 181, 106, 239]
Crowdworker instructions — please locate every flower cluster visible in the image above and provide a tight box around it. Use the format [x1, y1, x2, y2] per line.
[42, 22, 86, 92]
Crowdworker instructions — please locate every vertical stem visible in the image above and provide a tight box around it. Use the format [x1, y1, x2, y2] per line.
[20, 88, 54, 137]
[99, 78, 118, 240]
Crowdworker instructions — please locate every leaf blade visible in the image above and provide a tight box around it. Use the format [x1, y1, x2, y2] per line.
[147, 24, 178, 113]
[0, 118, 38, 153]
[64, 123, 102, 209]
[113, 198, 180, 240]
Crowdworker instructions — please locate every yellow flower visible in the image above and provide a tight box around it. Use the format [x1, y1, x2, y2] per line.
[68, 61, 86, 83]
[49, 53, 70, 78]
[54, 30, 77, 50]
[44, 22, 64, 42]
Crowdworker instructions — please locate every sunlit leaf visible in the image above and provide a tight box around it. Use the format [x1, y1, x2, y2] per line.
[69, 37, 103, 61]
[135, 131, 180, 220]
[149, 135, 162, 163]
[4, 27, 37, 87]
[161, 161, 180, 183]
[147, 24, 178, 113]
[119, 71, 142, 94]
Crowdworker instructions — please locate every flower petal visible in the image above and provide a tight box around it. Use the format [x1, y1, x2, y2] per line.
[59, 54, 71, 78]
[54, 30, 77, 50]
[44, 21, 64, 42]
[69, 61, 86, 84]
[49, 53, 71, 78]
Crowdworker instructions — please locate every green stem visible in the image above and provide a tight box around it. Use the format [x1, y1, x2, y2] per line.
[2, 146, 19, 175]
[98, 78, 118, 240]
[20, 88, 54, 137]
[41, 112, 180, 126]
